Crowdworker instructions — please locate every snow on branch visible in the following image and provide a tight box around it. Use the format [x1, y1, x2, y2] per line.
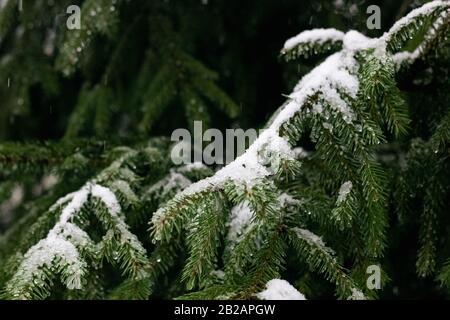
[154, 3, 450, 219]
[7, 235, 87, 299]
[383, 0, 450, 53]
[337, 181, 353, 204]
[386, 0, 449, 40]
[257, 279, 306, 300]
[148, 2, 447, 299]
[283, 28, 344, 51]
[153, 34, 367, 209]
[292, 227, 334, 254]
[392, 6, 450, 66]
[152, 30, 370, 240]
[5, 179, 148, 298]
[227, 202, 254, 243]
[5, 185, 91, 298]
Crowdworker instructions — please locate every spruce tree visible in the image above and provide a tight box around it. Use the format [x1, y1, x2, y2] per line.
[0, 0, 449, 300]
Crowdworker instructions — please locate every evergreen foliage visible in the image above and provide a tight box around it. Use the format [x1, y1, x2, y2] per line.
[0, 0, 449, 300]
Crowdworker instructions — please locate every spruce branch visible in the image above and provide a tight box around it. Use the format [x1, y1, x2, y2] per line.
[56, 0, 124, 76]
[147, 3, 450, 299]
[287, 228, 364, 300]
[281, 28, 345, 61]
[1, 147, 166, 299]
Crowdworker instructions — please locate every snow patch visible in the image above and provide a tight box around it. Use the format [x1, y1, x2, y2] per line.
[257, 279, 306, 300]
[294, 227, 326, 248]
[10, 182, 147, 295]
[349, 288, 366, 300]
[227, 202, 254, 242]
[343, 30, 378, 52]
[337, 181, 352, 204]
[91, 184, 121, 216]
[288, 51, 359, 124]
[278, 193, 300, 208]
[148, 171, 192, 196]
[8, 235, 86, 298]
[283, 28, 344, 52]
[336, 181, 353, 204]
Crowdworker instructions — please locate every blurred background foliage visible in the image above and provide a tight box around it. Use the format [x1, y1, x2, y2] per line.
[0, 0, 425, 141]
[0, 0, 449, 299]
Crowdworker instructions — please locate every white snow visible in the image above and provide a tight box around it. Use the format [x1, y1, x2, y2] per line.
[283, 28, 344, 52]
[289, 51, 358, 124]
[152, 29, 362, 230]
[154, 29, 369, 211]
[11, 182, 148, 295]
[384, 1, 450, 43]
[292, 147, 310, 159]
[9, 185, 91, 295]
[343, 30, 378, 52]
[278, 193, 300, 207]
[337, 181, 352, 204]
[227, 202, 254, 242]
[391, 4, 450, 67]
[57, 186, 90, 224]
[177, 162, 208, 173]
[148, 171, 192, 197]
[293, 227, 336, 255]
[323, 122, 333, 131]
[392, 49, 421, 66]
[110, 179, 139, 203]
[50, 190, 78, 211]
[153, 1, 449, 245]
[349, 288, 366, 300]
[257, 279, 306, 300]
[210, 269, 225, 279]
[8, 235, 86, 298]
[156, 127, 294, 207]
[51, 222, 91, 248]
[293, 227, 326, 247]
[90, 184, 147, 263]
[91, 184, 121, 216]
